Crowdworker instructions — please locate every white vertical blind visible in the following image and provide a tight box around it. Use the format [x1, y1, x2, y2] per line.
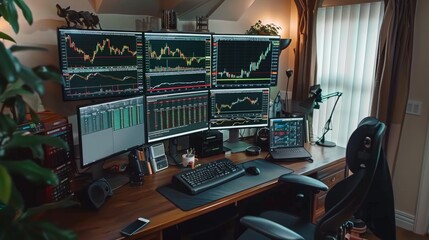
[312, 2, 384, 147]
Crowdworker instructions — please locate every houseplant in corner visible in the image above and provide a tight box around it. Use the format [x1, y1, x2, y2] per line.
[0, 0, 77, 239]
[246, 20, 291, 49]
[246, 20, 282, 35]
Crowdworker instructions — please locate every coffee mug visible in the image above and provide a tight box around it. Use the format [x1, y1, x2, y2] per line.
[182, 154, 195, 167]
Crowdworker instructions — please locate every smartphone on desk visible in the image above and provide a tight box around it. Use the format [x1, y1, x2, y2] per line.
[120, 217, 150, 236]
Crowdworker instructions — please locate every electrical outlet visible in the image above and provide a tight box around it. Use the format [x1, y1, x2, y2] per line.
[406, 100, 422, 116]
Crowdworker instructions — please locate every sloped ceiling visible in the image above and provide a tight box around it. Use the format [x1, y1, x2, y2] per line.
[89, 0, 255, 20]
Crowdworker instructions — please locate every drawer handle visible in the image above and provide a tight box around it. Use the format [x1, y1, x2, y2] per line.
[330, 176, 336, 182]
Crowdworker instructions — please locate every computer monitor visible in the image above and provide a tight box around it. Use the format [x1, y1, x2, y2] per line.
[144, 32, 212, 94]
[209, 88, 270, 152]
[146, 90, 209, 143]
[57, 28, 144, 100]
[212, 34, 280, 88]
[77, 96, 145, 170]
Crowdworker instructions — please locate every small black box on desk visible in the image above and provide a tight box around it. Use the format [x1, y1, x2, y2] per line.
[189, 130, 223, 158]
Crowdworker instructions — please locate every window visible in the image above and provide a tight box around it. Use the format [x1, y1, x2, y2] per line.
[312, 2, 384, 147]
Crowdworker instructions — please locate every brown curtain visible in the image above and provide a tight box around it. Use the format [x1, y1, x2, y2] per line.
[292, 0, 321, 101]
[371, 0, 417, 174]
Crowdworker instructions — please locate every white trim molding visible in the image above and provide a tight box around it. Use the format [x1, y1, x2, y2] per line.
[395, 210, 415, 231]
[414, 115, 429, 234]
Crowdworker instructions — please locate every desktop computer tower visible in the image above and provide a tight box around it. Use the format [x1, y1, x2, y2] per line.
[189, 130, 223, 158]
[39, 123, 74, 203]
[17, 111, 74, 205]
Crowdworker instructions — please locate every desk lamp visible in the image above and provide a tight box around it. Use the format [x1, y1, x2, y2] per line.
[274, 38, 292, 116]
[315, 91, 343, 147]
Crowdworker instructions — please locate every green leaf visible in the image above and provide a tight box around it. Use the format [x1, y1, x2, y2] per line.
[0, 204, 17, 231]
[7, 183, 24, 212]
[6, 133, 69, 154]
[9, 45, 47, 52]
[14, 95, 27, 124]
[0, 114, 17, 135]
[24, 221, 77, 240]
[0, 80, 31, 103]
[27, 108, 40, 124]
[1, 160, 59, 186]
[0, 42, 19, 82]
[23, 198, 80, 219]
[33, 65, 64, 84]
[0, 165, 12, 204]
[0, 0, 20, 33]
[13, 0, 33, 25]
[4, 134, 48, 159]
[18, 66, 45, 95]
[0, 32, 16, 43]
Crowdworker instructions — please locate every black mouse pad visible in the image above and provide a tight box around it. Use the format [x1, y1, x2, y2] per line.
[156, 159, 293, 211]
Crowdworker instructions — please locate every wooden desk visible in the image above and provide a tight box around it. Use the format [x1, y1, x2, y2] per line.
[44, 143, 345, 240]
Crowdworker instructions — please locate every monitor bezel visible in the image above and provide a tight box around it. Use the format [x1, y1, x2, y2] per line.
[209, 88, 270, 130]
[211, 34, 281, 88]
[269, 117, 307, 150]
[143, 32, 212, 95]
[76, 96, 146, 168]
[146, 90, 210, 143]
[57, 28, 144, 101]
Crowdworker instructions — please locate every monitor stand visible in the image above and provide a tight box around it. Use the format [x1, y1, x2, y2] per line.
[223, 128, 252, 153]
[91, 161, 130, 191]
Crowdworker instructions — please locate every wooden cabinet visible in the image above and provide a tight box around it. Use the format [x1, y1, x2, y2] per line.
[312, 160, 347, 223]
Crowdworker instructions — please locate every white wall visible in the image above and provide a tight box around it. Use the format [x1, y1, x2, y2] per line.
[1, 0, 293, 144]
[393, 0, 429, 232]
[6, 0, 429, 231]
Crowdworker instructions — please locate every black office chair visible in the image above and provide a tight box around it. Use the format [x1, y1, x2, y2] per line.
[238, 117, 395, 240]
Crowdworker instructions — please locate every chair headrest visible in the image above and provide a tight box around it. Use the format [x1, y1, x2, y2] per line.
[346, 117, 385, 173]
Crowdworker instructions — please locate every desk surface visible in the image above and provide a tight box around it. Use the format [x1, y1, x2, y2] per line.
[44, 143, 345, 240]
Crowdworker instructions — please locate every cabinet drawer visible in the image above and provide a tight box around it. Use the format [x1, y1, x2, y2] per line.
[312, 160, 347, 223]
[314, 169, 345, 211]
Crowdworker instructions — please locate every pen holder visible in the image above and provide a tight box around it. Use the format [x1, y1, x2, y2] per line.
[182, 154, 195, 168]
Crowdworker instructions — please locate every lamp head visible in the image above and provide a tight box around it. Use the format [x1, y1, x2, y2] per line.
[279, 38, 292, 51]
[286, 69, 293, 78]
[314, 102, 320, 109]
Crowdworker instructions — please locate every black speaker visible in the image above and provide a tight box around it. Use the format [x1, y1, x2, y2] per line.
[129, 156, 145, 186]
[255, 127, 270, 151]
[80, 178, 112, 210]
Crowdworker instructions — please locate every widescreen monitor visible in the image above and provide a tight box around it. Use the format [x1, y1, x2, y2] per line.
[146, 90, 209, 143]
[209, 88, 270, 129]
[144, 32, 212, 95]
[57, 28, 144, 100]
[212, 34, 280, 88]
[77, 96, 145, 168]
[209, 88, 270, 152]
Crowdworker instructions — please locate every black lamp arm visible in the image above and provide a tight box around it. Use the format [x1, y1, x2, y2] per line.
[318, 92, 342, 143]
[319, 91, 342, 101]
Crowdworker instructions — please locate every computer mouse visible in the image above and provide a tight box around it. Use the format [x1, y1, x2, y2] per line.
[245, 166, 261, 176]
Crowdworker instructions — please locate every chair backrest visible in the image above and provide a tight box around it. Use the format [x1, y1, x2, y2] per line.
[314, 117, 386, 240]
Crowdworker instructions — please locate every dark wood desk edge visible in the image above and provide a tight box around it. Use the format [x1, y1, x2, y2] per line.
[44, 144, 346, 240]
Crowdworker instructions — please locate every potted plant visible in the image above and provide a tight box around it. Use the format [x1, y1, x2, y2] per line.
[245, 20, 282, 35]
[0, 0, 77, 239]
[246, 20, 291, 50]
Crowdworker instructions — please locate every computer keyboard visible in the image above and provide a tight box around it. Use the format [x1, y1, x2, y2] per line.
[172, 158, 245, 195]
[277, 148, 303, 153]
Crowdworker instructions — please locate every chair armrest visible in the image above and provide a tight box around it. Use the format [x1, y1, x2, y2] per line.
[240, 216, 304, 240]
[279, 174, 328, 191]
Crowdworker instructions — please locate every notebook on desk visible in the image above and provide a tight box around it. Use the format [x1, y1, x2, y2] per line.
[269, 117, 312, 161]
